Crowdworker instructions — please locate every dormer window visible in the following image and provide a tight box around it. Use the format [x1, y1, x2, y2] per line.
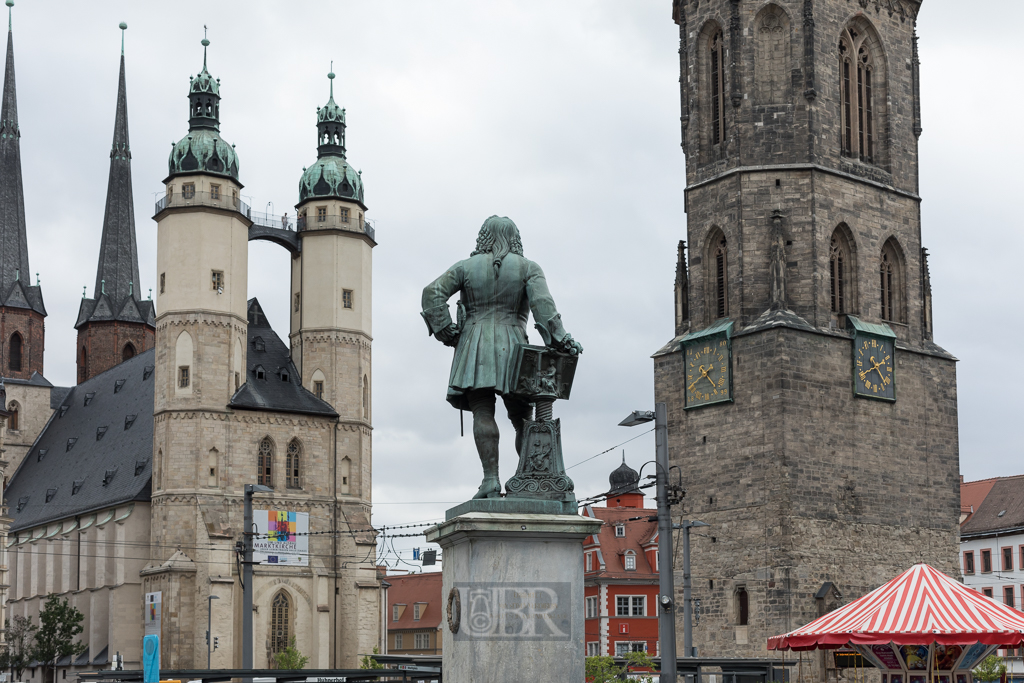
[253, 337, 265, 352]
[624, 551, 636, 571]
[45, 489, 57, 503]
[125, 414, 138, 430]
[615, 524, 625, 538]
[255, 365, 266, 380]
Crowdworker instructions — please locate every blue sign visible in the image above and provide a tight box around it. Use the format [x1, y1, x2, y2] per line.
[143, 635, 159, 683]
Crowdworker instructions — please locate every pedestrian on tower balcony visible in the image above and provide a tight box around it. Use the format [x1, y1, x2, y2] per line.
[282, 212, 290, 229]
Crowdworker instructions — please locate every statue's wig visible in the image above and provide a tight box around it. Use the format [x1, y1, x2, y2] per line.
[470, 215, 524, 276]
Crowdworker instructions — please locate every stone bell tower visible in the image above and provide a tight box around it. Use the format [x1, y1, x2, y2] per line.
[654, 0, 959, 669]
[290, 70, 374, 502]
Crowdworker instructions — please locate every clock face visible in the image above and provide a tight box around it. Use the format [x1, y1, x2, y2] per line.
[854, 336, 895, 401]
[685, 338, 731, 408]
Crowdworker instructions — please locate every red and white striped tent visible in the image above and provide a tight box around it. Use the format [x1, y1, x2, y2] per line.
[768, 563, 1024, 651]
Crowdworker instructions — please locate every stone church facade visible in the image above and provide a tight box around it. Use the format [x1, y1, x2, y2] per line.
[1, 20, 379, 677]
[655, 0, 960, 672]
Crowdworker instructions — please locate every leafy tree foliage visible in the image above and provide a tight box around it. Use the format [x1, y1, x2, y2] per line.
[0, 615, 37, 680]
[31, 595, 86, 683]
[273, 637, 310, 670]
[973, 655, 1007, 683]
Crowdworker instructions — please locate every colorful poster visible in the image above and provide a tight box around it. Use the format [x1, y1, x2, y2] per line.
[958, 643, 989, 671]
[891, 675, 904, 683]
[871, 645, 903, 669]
[144, 591, 162, 637]
[902, 645, 930, 670]
[254, 509, 309, 566]
[933, 645, 962, 670]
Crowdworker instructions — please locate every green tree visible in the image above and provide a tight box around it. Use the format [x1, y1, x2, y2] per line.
[973, 655, 1007, 683]
[359, 646, 385, 682]
[273, 637, 310, 670]
[32, 595, 86, 683]
[585, 655, 622, 683]
[1, 615, 38, 681]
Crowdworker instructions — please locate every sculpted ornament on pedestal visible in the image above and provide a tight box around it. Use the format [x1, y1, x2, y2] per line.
[421, 216, 582, 502]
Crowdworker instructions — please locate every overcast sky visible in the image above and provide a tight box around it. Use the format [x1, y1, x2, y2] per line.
[7, 1, 1022, 571]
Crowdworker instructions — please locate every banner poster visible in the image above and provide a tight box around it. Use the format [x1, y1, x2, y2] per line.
[144, 591, 161, 637]
[254, 509, 309, 566]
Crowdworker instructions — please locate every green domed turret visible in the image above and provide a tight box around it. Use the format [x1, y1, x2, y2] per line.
[298, 70, 363, 205]
[167, 34, 239, 183]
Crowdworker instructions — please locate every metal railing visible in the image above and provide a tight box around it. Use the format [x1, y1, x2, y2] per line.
[297, 213, 376, 241]
[249, 209, 296, 231]
[155, 191, 252, 219]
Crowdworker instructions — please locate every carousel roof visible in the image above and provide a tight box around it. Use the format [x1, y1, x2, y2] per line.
[767, 563, 1024, 651]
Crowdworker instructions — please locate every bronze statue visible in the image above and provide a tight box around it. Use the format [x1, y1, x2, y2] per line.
[422, 216, 582, 500]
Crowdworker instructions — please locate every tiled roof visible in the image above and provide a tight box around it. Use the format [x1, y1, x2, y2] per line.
[960, 475, 1024, 536]
[581, 504, 658, 580]
[386, 572, 443, 631]
[6, 348, 155, 532]
[961, 477, 999, 525]
[229, 299, 338, 417]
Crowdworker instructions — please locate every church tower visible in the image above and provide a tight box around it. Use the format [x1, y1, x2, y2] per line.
[655, 0, 959, 669]
[75, 24, 155, 383]
[0, 4, 45, 381]
[290, 70, 373, 502]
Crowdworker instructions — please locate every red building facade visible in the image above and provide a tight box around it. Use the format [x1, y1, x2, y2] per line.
[582, 459, 660, 657]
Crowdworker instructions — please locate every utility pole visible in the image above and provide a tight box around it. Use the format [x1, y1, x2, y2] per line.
[677, 520, 708, 657]
[242, 484, 271, 674]
[207, 594, 219, 668]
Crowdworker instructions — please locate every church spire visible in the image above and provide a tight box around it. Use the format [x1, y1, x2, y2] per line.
[91, 22, 140, 308]
[0, 0, 43, 317]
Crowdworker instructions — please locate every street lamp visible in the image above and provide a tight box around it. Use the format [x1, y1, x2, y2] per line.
[620, 404, 676, 683]
[207, 594, 220, 669]
[242, 484, 272, 674]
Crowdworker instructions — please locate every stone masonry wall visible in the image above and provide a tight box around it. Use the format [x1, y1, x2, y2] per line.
[0, 307, 44, 379]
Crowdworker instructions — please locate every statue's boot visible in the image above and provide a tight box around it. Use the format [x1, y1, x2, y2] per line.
[473, 475, 501, 499]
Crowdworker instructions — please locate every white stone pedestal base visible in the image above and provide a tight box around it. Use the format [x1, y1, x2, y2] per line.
[426, 511, 603, 683]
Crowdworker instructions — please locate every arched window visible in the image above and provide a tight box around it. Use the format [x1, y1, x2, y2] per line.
[80, 346, 88, 383]
[122, 343, 136, 361]
[710, 29, 726, 145]
[879, 238, 905, 323]
[7, 401, 19, 431]
[257, 437, 274, 487]
[9, 333, 22, 372]
[829, 226, 856, 314]
[839, 21, 883, 162]
[737, 587, 749, 625]
[754, 5, 791, 105]
[286, 439, 301, 489]
[706, 229, 728, 320]
[270, 591, 291, 666]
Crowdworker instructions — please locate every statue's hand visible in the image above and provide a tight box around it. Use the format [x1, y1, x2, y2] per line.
[551, 334, 583, 356]
[435, 323, 461, 348]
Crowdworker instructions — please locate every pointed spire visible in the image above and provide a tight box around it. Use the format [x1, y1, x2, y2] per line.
[120, 21, 126, 55]
[90, 27, 140, 310]
[202, 25, 209, 70]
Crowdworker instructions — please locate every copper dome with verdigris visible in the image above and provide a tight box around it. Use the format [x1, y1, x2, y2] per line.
[298, 70, 363, 206]
[166, 36, 239, 183]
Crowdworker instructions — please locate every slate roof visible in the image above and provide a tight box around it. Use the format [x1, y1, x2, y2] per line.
[960, 475, 1024, 537]
[229, 298, 338, 417]
[6, 348, 155, 532]
[0, 27, 44, 316]
[76, 50, 154, 330]
[386, 572, 443, 631]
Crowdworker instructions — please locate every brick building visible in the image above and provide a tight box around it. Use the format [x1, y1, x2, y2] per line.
[1, 20, 380, 677]
[386, 572, 443, 655]
[582, 459, 660, 657]
[654, 0, 960, 671]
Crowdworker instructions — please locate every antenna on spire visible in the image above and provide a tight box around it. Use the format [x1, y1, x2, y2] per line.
[83, 286, 86, 299]
[202, 25, 209, 70]
[119, 22, 127, 55]
[328, 61, 335, 99]
[6, 0, 12, 33]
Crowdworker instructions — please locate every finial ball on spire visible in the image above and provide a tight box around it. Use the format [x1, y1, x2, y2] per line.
[119, 21, 127, 30]
[328, 71, 335, 80]
[5, 1, 13, 9]
[201, 38, 210, 47]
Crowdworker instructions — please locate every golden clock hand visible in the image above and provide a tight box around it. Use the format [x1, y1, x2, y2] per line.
[688, 365, 707, 391]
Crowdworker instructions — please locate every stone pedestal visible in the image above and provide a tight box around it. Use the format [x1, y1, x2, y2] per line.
[426, 512, 602, 683]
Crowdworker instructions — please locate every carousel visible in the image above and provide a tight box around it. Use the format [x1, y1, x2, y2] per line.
[768, 564, 1024, 683]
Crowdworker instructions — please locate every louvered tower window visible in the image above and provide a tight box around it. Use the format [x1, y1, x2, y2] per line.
[286, 439, 302, 489]
[258, 437, 274, 487]
[713, 235, 728, 318]
[879, 239, 904, 323]
[710, 30, 725, 146]
[839, 26, 875, 162]
[9, 333, 22, 372]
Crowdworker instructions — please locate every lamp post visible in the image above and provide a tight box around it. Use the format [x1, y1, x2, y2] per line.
[207, 594, 220, 669]
[620, 404, 676, 683]
[242, 484, 272, 674]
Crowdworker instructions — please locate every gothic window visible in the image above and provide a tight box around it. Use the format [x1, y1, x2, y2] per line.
[80, 347, 88, 383]
[122, 343, 136, 361]
[8, 401, 19, 431]
[286, 439, 302, 489]
[710, 29, 726, 145]
[706, 229, 729, 320]
[9, 333, 22, 372]
[829, 226, 856, 314]
[269, 591, 291, 666]
[754, 5, 791, 105]
[839, 21, 884, 163]
[879, 238, 905, 323]
[258, 437, 274, 487]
